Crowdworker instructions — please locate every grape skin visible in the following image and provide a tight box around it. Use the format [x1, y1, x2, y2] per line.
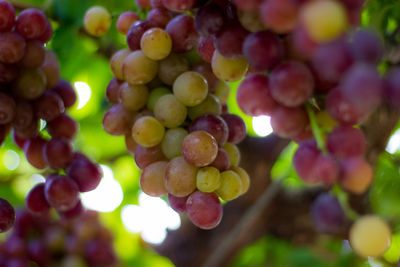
[186, 191, 222, 229]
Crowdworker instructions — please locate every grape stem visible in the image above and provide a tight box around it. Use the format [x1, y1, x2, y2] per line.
[305, 103, 327, 153]
[331, 184, 359, 221]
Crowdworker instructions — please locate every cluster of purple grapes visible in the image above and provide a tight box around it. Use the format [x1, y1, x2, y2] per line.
[98, 0, 253, 230]
[0, 210, 117, 266]
[0, 0, 102, 234]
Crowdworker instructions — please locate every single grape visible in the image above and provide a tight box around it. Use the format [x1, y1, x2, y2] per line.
[37, 21, 52, 43]
[214, 22, 249, 59]
[161, 128, 188, 159]
[215, 170, 242, 201]
[154, 94, 187, 128]
[105, 78, 121, 104]
[84, 6, 111, 37]
[123, 50, 158, 85]
[222, 142, 241, 167]
[186, 191, 222, 229]
[158, 53, 190, 85]
[24, 136, 48, 169]
[173, 71, 208, 107]
[20, 40, 45, 68]
[0, 32, 26, 64]
[194, 3, 224, 36]
[13, 68, 47, 100]
[236, 74, 278, 116]
[12, 100, 33, 130]
[25, 183, 50, 215]
[188, 94, 222, 120]
[131, 116, 165, 147]
[0, 0, 15, 32]
[237, 9, 264, 33]
[221, 114, 246, 144]
[214, 81, 230, 105]
[34, 91, 65, 121]
[147, 8, 172, 28]
[47, 114, 78, 140]
[168, 193, 188, 213]
[43, 137, 74, 169]
[41, 50, 60, 89]
[350, 29, 383, 64]
[52, 80, 77, 108]
[125, 134, 137, 155]
[197, 36, 215, 63]
[103, 104, 135, 136]
[182, 131, 219, 167]
[0, 92, 15, 124]
[211, 50, 248, 82]
[196, 166, 221, 193]
[210, 148, 230, 171]
[134, 144, 167, 169]
[189, 114, 229, 146]
[340, 157, 373, 195]
[140, 28, 172, 60]
[327, 126, 366, 159]
[293, 140, 321, 183]
[165, 15, 199, 53]
[110, 49, 131, 81]
[230, 166, 250, 195]
[0, 198, 15, 233]
[164, 156, 197, 197]
[260, 0, 298, 33]
[16, 8, 47, 39]
[314, 154, 340, 185]
[119, 82, 149, 112]
[116, 11, 139, 35]
[300, 0, 348, 43]
[311, 193, 345, 233]
[140, 161, 168, 197]
[44, 175, 80, 212]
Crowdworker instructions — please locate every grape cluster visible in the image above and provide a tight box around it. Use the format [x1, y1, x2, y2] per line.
[0, 0, 103, 233]
[0, 210, 118, 266]
[90, 2, 251, 230]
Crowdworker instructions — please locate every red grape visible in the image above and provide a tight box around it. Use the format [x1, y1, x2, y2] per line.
[186, 191, 222, 230]
[25, 183, 50, 215]
[0, 198, 15, 233]
[44, 175, 80, 211]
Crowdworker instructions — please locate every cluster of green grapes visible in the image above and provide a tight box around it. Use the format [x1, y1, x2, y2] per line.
[83, 0, 399, 258]
[85, 3, 250, 230]
[0, 210, 118, 266]
[0, 0, 103, 235]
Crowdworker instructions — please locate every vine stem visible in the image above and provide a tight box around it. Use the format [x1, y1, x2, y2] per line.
[331, 184, 359, 221]
[305, 103, 327, 153]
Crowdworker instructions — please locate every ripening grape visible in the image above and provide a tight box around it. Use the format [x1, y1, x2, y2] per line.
[47, 114, 78, 140]
[12, 100, 33, 130]
[186, 191, 222, 229]
[214, 81, 230, 105]
[216, 170, 243, 201]
[212, 50, 248, 82]
[350, 215, 391, 258]
[214, 23, 249, 59]
[236, 74, 278, 116]
[84, 6, 111, 37]
[37, 21, 52, 43]
[293, 140, 321, 183]
[147, 87, 171, 111]
[44, 175, 80, 212]
[168, 193, 188, 213]
[147, 8, 172, 28]
[123, 50, 158, 85]
[134, 144, 167, 169]
[196, 166, 221, 193]
[270, 106, 309, 139]
[165, 15, 199, 53]
[350, 29, 383, 64]
[25, 183, 50, 215]
[260, 0, 298, 33]
[231, 166, 250, 195]
[300, 0, 348, 43]
[182, 131, 219, 167]
[173, 71, 208, 107]
[311, 193, 345, 233]
[210, 148, 230, 171]
[269, 61, 314, 107]
[140, 161, 168, 197]
[158, 53, 190, 85]
[164, 156, 197, 197]
[189, 114, 229, 146]
[140, 28, 172, 60]
[221, 114, 246, 144]
[116, 11, 139, 35]
[119, 82, 149, 112]
[154, 94, 187, 128]
[188, 94, 221, 120]
[0, 198, 15, 233]
[110, 49, 131, 81]
[222, 142, 241, 167]
[340, 157, 373, 195]
[161, 128, 188, 159]
[126, 20, 156, 51]
[327, 126, 366, 159]
[103, 104, 135, 136]
[237, 9, 264, 33]
[131, 116, 165, 147]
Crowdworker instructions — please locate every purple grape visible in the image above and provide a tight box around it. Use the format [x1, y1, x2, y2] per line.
[327, 126, 366, 159]
[189, 114, 229, 146]
[311, 193, 345, 233]
[186, 191, 223, 230]
[166, 15, 199, 53]
[47, 114, 78, 140]
[44, 175, 80, 212]
[214, 22, 249, 58]
[52, 80, 77, 108]
[126, 20, 155, 51]
[0, 198, 15, 233]
[221, 114, 246, 144]
[59, 200, 84, 219]
[314, 155, 339, 185]
[195, 3, 225, 36]
[67, 158, 102, 192]
[0, 92, 15, 124]
[270, 106, 309, 139]
[384, 67, 400, 108]
[293, 139, 321, 183]
[243, 30, 284, 71]
[24, 136, 48, 169]
[0, 0, 15, 32]
[85, 239, 116, 265]
[25, 183, 51, 215]
[0, 62, 18, 83]
[42, 137, 74, 169]
[34, 91, 65, 122]
[162, 0, 195, 12]
[27, 239, 50, 265]
[16, 8, 47, 39]
[168, 193, 188, 213]
[0, 32, 26, 64]
[147, 8, 172, 28]
[197, 36, 215, 63]
[350, 29, 383, 64]
[210, 148, 230, 171]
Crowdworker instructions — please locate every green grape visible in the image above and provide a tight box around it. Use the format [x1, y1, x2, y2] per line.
[141, 28, 172, 60]
[165, 156, 198, 197]
[196, 166, 221, 193]
[147, 87, 171, 111]
[131, 116, 165, 147]
[110, 49, 131, 81]
[350, 215, 391, 258]
[216, 170, 243, 201]
[119, 82, 149, 111]
[161, 128, 188, 159]
[214, 81, 230, 105]
[222, 142, 241, 167]
[84, 6, 111, 37]
[173, 71, 208, 107]
[211, 50, 248, 82]
[123, 50, 158, 85]
[188, 94, 221, 120]
[154, 94, 187, 128]
[231, 166, 250, 195]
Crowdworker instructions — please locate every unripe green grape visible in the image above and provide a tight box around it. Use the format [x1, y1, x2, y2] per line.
[350, 215, 391, 258]
[131, 116, 165, 147]
[231, 166, 250, 195]
[222, 142, 241, 167]
[216, 170, 243, 201]
[110, 49, 131, 81]
[154, 94, 187, 128]
[84, 6, 111, 37]
[173, 71, 208, 107]
[123, 50, 158, 85]
[161, 128, 188, 159]
[147, 87, 171, 111]
[211, 50, 248, 82]
[214, 81, 230, 105]
[196, 166, 221, 193]
[141, 28, 172, 60]
[188, 94, 221, 120]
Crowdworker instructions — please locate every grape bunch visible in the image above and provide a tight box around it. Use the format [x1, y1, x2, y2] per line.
[88, 3, 250, 230]
[0, 210, 118, 266]
[0, 0, 103, 233]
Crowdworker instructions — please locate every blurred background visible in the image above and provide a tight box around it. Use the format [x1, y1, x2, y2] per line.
[0, 0, 400, 266]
